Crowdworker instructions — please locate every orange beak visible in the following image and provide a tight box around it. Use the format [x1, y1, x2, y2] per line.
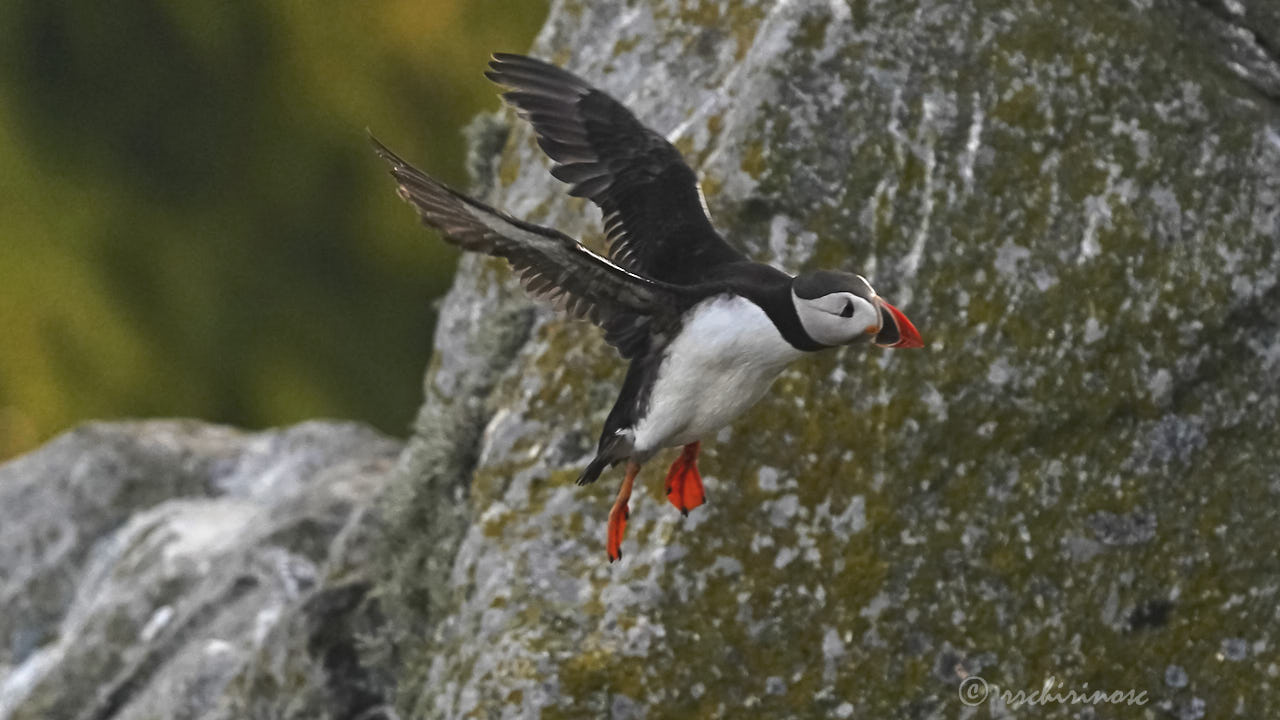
[874, 299, 924, 349]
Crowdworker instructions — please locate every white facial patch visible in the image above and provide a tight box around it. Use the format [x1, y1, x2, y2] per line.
[792, 290, 881, 346]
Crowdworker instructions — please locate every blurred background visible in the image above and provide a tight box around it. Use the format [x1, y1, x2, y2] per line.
[0, 0, 549, 459]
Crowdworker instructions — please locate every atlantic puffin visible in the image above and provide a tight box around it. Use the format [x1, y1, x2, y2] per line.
[373, 53, 922, 562]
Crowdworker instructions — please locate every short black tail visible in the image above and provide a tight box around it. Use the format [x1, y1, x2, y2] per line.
[576, 454, 613, 486]
[576, 432, 632, 486]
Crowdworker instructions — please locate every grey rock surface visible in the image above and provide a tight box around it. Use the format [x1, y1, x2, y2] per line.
[4, 0, 1280, 718]
[373, 0, 1280, 717]
[0, 421, 400, 720]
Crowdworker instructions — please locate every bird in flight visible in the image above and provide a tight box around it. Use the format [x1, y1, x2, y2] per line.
[373, 53, 922, 562]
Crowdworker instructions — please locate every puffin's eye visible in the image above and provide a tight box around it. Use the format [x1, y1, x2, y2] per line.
[839, 300, 854, 318]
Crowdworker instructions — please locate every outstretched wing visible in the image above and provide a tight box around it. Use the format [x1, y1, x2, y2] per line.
[372, 137, 688, 358]
[486, 53, 746, 286]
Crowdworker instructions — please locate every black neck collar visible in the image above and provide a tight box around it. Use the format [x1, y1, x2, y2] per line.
[704, 262, 826, 352]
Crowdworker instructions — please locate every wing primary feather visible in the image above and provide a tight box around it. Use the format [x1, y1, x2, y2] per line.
[489, 54, 587, 87]
[535, 136, 595, 164]
[522, 115, 591, 139]
[568, 175, 614, 198]
[485, 56, 748, 285]
[371, 133, 692, 355]
[502, 91, 581, 116]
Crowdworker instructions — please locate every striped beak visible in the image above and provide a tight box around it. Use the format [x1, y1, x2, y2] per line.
[873, 298, 924, 349]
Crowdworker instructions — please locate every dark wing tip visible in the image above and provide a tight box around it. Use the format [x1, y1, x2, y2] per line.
[486, 52, 587, 92]
[487, 52, 531, 83]
[490, 51, 528, 64]
[489, 52, 549, 69]
[368, 132, 408, 168]
[367, 135, 442, 209]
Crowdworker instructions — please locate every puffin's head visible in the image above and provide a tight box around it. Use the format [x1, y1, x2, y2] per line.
[791, 270, 923, 349]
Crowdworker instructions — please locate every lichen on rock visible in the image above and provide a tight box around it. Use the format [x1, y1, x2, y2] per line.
[3, 0, 1279, 718]
[0, 421, 400, 720]
[375, 0, 1280, 717]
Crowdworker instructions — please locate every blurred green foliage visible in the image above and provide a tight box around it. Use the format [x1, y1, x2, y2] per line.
[0, 0, 548, 458]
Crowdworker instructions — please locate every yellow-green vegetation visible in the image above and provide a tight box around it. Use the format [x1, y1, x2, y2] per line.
[0, 0, 548, 459]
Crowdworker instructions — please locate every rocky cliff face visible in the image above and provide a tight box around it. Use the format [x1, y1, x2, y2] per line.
[380, 0, 1280, 717]
[0, 421, 401, 720]
[4, 0, 1279, 718]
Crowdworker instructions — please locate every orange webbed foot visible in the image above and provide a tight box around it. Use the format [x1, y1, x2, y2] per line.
[664, 441, 705, 516]
[607, 461, 640, 562]
[607, 500, 628, 562]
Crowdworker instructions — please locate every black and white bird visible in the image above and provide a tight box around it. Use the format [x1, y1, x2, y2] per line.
[374, 53, 922, 562]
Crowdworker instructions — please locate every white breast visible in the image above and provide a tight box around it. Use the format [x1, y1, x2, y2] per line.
[631, 295, 804, 455]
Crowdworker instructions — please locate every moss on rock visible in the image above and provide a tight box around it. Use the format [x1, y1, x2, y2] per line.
[373, 0, 1280, 717]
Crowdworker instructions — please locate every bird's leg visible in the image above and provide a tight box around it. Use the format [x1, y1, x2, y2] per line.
[607, 461, 640, 562]
[664, 441, 705, 516]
